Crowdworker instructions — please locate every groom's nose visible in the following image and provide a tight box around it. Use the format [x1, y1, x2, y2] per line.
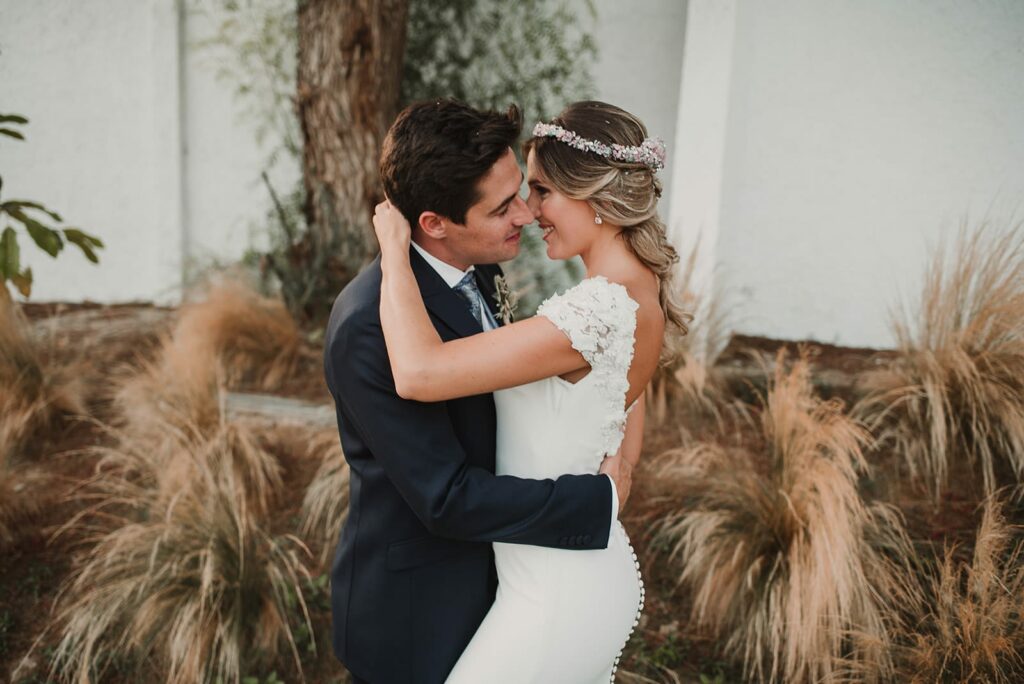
[509, 195, 533, 226]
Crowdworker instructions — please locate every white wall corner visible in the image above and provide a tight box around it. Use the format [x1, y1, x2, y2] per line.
[667, 0, 737, 355]
[149, 0, 187, 304]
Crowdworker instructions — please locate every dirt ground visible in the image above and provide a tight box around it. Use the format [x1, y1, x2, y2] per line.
[1, 303, 988, 683]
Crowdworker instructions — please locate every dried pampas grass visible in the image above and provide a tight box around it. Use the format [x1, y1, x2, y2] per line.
[650, 350, 909, 683]
[857, 221, 1024, 500]
[299, 429, 350, 566]
[174, 278, 314, 391]
[50, 416, 308, 684]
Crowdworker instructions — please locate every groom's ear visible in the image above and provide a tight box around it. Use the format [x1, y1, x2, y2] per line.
[418, 211, 449, 240]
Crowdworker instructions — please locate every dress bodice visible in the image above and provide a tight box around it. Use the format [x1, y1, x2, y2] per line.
[493, 276, 639, 480]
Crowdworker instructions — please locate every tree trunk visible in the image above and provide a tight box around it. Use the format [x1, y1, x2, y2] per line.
[296, 0, 408, 313]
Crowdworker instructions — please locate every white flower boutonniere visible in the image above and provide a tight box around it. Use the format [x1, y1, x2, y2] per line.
[493, 275, 519, 325]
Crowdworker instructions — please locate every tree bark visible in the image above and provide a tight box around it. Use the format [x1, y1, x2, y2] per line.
[296, 0, 408, 297]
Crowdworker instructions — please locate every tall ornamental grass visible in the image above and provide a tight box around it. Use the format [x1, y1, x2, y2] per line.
[0, 292, 85, 547]
[651, 350, 909, 683]
[299, 429, 350, 566]
[857, 222, 1024, 499]
[50, 416, 311, 684]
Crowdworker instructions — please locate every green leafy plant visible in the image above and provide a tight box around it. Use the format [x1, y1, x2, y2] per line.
[0, 114, 104, 298]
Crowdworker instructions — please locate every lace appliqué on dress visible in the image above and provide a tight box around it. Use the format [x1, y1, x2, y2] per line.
[537, 276, 639, 457]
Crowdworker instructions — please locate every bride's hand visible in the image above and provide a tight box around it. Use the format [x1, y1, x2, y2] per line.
[373, 200, 412, 257]
[599, 452, 632, 514]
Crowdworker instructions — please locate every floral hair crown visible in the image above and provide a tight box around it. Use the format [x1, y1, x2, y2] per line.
[531, 122, 667, 171]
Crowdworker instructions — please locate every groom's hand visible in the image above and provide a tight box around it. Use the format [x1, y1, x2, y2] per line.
[599, 454, 633, 514]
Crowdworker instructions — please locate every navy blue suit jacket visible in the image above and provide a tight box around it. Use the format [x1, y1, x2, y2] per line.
[323, 248, 613, 683]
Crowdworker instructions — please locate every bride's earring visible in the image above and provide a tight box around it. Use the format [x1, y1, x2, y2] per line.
[594, 213, 603, 225]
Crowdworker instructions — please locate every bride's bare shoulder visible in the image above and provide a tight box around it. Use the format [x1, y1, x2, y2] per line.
[600, 268, 663, 401]
[610, 269, 662, 323]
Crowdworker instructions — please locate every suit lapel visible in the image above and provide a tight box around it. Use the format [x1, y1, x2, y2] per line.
[410, 247, 484, 339]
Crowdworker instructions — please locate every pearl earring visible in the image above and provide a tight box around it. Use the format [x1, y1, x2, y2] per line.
[594, 214, 603, 225]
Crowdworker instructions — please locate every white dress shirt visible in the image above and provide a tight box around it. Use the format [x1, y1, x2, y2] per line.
[412, 241, 497, 330]
[410, 240, 619, 528]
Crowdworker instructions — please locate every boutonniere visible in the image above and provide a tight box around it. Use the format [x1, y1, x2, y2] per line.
[493, 275, 519, 325]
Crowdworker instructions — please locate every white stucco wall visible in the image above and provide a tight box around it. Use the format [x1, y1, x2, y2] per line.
[0, 1, 295, 303]
[1, 0, 185, 302]
[2, 0, 679, 305]
[681, 0, 1024, 348]
[181, 3, 299, 279]
[6, 1, 1021, 351]
[591, 0, 687, 216]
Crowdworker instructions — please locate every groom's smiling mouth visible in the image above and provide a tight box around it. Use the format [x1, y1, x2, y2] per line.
[505, 230, 522, 243]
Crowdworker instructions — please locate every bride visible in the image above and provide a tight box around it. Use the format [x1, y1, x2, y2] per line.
[372, 100, 687, 683]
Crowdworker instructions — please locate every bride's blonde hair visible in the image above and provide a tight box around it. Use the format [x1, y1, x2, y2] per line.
[523, 101, 688, 334]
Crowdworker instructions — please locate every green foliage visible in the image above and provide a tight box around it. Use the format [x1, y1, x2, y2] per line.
[404, 0, 597, 313]
[0, 114, 104, 298]
[241, 673, 283, 684]
[0, 609, 12, 659]
[650, 634, 685, 670]
[699, 668, 729, 684]
[403, 0, 597, 131]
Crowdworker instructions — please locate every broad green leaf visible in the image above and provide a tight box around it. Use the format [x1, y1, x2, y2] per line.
[0, 114, 28, 125]
[63, 228, 103, 263]
[10, 209, 63, 257]
[0, 128, 25, 140]
[10, 267, 32, 297]
[1, 200, 62, 223]
[0, 226, 20, 279]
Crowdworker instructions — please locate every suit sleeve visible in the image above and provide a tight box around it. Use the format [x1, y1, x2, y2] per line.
[328, 307, 612, 550]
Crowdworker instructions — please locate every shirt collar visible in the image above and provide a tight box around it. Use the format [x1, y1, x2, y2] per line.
[411, 240, 474, 289]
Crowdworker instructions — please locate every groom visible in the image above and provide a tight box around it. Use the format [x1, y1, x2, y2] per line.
[323, 99, 630, 683]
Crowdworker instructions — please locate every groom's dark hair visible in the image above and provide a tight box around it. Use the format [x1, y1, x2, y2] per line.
[380, 99, 523, 227]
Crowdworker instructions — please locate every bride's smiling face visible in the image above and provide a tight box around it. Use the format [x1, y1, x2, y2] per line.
[525, 150, 598, 261]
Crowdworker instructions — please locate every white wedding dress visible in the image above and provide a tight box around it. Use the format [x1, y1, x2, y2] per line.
[446, 276, 645, 684]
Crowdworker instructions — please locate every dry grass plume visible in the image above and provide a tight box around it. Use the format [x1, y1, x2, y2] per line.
[857, 221, 1024, 500]
[647, 244, 732, 426]
[0, 290, 86, 456]
[174, 278, 314, 391]
[845, 497, 1024, 683]
[0, 291, 85, 546]
[650, 349, 909, 683]
[299, 429, 350, 566]
[49, 416, 310, 684]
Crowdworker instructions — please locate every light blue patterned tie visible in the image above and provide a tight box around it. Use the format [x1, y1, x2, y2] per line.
[453, 272, 485, 326]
